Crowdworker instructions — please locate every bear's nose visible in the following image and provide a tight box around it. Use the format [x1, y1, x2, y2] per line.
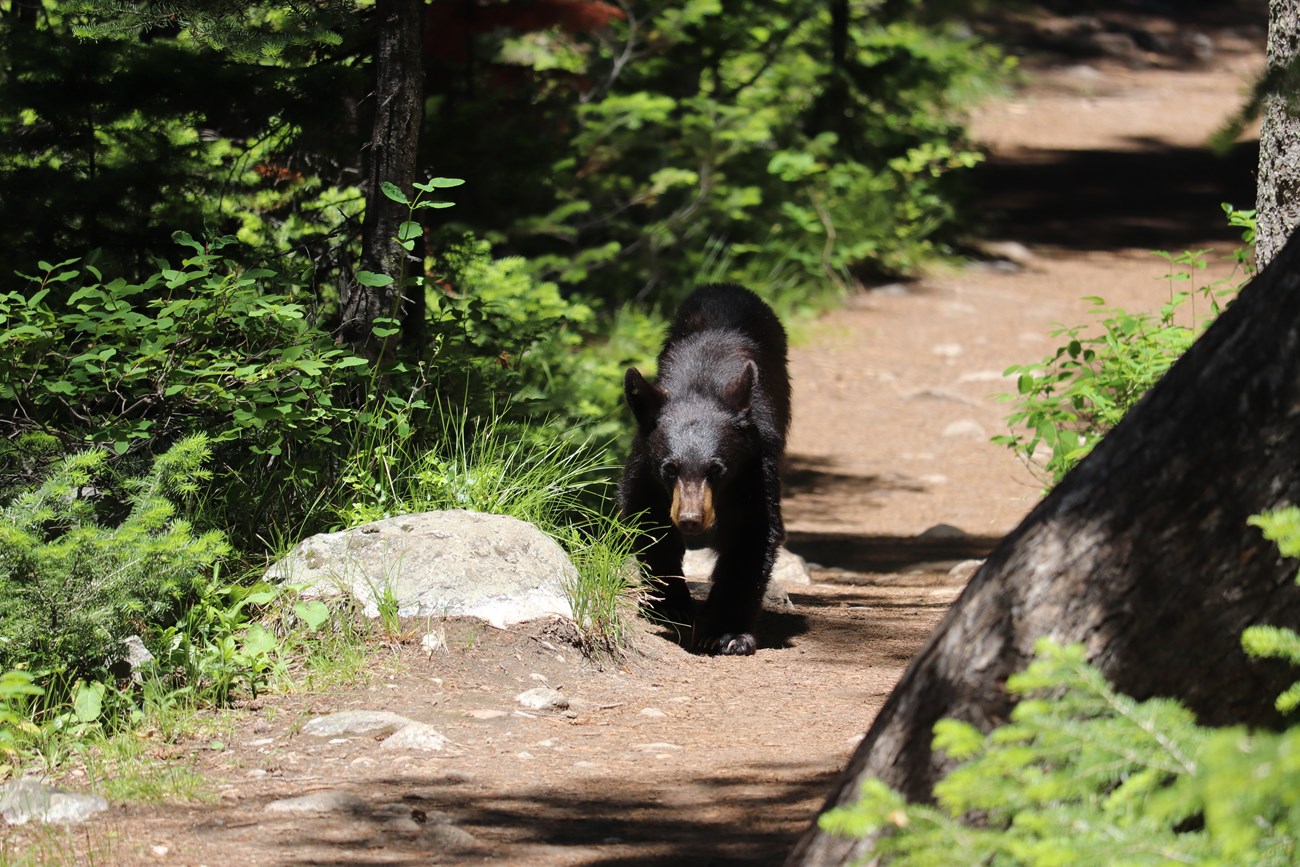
[676, 514, 705, 535]
[671, 478, 714, 535]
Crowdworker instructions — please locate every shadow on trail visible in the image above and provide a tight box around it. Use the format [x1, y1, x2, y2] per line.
[973, 140, 1259, 252]
[784, 455, 925, 503]
[262, 767, 834, 867]
[786, 530, 1000, 574]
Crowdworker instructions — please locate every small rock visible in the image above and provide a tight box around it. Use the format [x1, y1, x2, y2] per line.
[958, 370, 1009, 383]
[0, 780, 108, 825]
[380, 722, 450, 752]
[870, 283, 911, 297]
[112, 635, 155, 684]
[1062, 63, 1104, 81]
[151, 845, 169, 857]
[973, 240, 1034, 266]
[252, 718, 272, 734]
[941, 419, 986, 439]
[639, 708, 668, 718]
[466, 709, 508, 720]
[264, 790, 366, 814]
[516, 687, 569, 711]
[302, 710, 413, 738]
[384, 816, 424, 834]
[918, 523, 968, 540]
[420, 629, 447, 655]
[1182, 32, 1214, 63]
[421, 823, 478, 852]
[632, 742, 681, 752]
[771, 548, 812, 586]
[931, 343, 964, 359]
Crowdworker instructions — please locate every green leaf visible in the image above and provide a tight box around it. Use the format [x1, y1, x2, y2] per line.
[423, 177, 465, 189]
[355, 270, 394, 287]
[72, 681, 105, 723]
[243, 587, 280, 607]
[293, 600, 330, 631]
[241, 623, 278, 658]
[380, 181, 409, 204]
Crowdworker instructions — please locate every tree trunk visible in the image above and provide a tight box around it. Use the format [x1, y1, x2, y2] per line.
[1256, 0, 1300, 269]
[339, 0, 424, 355]
[787, 227, 1300, 865]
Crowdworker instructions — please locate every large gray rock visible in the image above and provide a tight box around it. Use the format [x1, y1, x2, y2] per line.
[265, 510, 575, 628]
[302, 710, 414, 738]
[682, 546, 809, 611]
[264, 790, 366, 815]
[1, 779, 108, 825]
[683, 546, 811, 586]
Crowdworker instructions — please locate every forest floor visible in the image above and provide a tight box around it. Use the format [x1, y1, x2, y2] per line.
[2, 6, 1268, 867]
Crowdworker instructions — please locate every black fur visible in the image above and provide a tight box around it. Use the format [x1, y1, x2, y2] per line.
[618, 283, 790, 655]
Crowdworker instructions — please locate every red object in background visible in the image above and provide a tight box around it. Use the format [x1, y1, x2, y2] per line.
[424, 0, 625, 64]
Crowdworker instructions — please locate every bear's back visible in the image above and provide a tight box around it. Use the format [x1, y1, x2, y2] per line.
[657, 284, 790, 440]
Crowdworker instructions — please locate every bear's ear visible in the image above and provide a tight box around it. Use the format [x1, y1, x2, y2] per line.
[624, 367, 668, 429]
[722, 359, 757, 416]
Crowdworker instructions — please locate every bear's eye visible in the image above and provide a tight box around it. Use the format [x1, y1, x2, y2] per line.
[706, 461, 724, 480]
[660, 462, 679, 481]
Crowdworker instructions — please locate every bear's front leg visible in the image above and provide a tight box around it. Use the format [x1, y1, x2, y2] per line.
[639, 526, 693, 637]
[695, 535, 771, 656]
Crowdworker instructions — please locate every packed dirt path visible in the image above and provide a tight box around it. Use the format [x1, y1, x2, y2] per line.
[3, 10, 1266, 867]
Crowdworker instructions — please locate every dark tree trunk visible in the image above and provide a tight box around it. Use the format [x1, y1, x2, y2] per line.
[339, 0, 425, 356]
[787, 227, 1300, 865]
[806, 0, 851, 155]
[1257, 0, 1300, 269]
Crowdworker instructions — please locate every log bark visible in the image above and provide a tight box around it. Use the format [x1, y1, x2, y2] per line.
[1257, 0, 1300, 269]
[787, 223, 1300, 866]
[339, 0, 425, 355]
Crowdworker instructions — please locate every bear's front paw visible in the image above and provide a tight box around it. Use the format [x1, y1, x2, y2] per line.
[704, 632, 756, 656]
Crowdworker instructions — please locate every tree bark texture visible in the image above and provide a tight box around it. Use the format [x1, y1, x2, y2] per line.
[787, 228, 1300, 866]
[1257, 0, 1300, 269]
[340, 0, 424, 354]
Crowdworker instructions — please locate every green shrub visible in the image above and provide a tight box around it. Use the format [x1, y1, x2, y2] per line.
[995, 209, 1254, 486]
[821, 639, 1300, 866]
[432, 4, 1010, 307]
[1243, 508, 1300, 715]
[0, 236, 387, 541]
[0, 436, 228, 678]
[0, 228, 627, 547]
[820, 505, 1300, 866]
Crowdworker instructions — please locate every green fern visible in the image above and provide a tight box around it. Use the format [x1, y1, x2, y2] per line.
[0, 436, 229, 677]
[1244, 508, 1300, 713]
[821, 637, 1300, 866]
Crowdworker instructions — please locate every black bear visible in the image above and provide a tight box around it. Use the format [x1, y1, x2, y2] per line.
[618, 283, 791, 656]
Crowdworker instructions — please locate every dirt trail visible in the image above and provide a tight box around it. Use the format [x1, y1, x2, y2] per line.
[3, 13, 1267, 867]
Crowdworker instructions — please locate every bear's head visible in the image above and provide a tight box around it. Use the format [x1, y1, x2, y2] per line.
[624, 362, 758, 536]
